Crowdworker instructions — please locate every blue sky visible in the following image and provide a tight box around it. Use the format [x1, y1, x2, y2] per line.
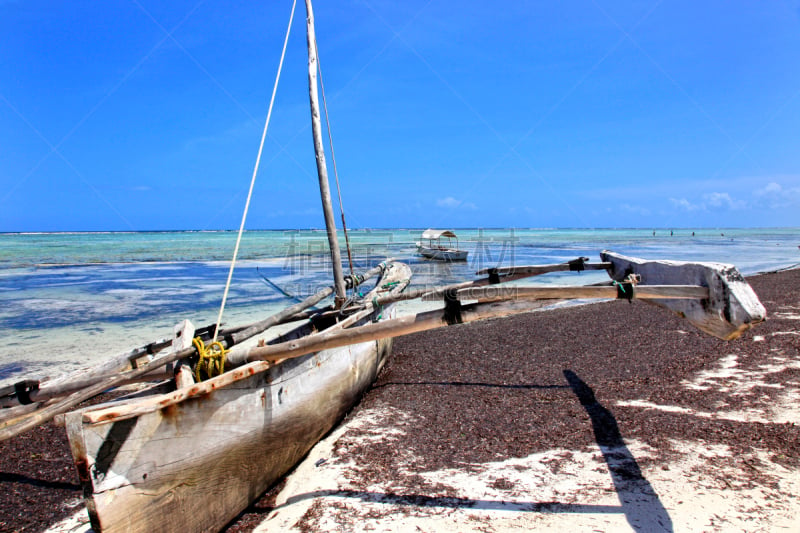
[1, 0, 799, 231]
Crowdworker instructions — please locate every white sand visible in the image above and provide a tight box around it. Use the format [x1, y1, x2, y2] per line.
[255, 348, 800, 532]
[255, 421, 799, 532]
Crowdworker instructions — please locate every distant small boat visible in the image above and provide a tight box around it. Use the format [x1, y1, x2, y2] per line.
[416, 229, 469, 261]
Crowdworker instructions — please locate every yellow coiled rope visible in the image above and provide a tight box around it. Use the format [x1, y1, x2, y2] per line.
[193, 337, 228, 382]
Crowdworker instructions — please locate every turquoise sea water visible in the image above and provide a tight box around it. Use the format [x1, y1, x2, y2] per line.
[1, 228, 798, 384]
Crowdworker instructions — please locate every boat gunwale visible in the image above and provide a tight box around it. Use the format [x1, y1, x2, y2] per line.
[78, 262, 410, 426]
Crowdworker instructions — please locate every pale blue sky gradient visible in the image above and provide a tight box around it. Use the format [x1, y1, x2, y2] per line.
[2, 0, 799, 231]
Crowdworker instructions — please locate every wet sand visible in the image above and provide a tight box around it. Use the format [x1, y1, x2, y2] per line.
[2, 268, 799, 532]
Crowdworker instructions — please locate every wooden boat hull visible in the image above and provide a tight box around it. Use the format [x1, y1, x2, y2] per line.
[65, 308, 396, 533]
[416, 245, 468, 262]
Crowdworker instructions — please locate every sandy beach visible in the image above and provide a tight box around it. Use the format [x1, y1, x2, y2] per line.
[3, 267, 799, 532]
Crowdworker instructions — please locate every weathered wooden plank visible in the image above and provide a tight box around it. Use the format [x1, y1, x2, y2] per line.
[475, 261, 612, 276]
[430, 284, 710, 302]
[172, 319, 196, 389]
[0, 401, 46, 427]
[82, 361, 272, 425]
[0, 337, 172, 409]
[235, 299, 549, 364]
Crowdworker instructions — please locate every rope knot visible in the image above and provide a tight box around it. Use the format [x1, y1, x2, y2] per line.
[193, 337, 228, 382]
[613, 274, 640, 303]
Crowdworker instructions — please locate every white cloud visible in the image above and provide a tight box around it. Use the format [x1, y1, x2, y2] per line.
[436, 196, 477, 210]
[670, 198, 701, 211]
[437, 196, 460, 208]
[670, 192, 745, 212]
[753, 181, 800, 209]
[703, 192, 745, 210]
[619, 204, 651, 216]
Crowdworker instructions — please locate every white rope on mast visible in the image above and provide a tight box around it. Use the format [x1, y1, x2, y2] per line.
[213, 0, 297, 342]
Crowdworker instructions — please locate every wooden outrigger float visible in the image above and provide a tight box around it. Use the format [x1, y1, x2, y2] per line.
[0, 2, 768, 532]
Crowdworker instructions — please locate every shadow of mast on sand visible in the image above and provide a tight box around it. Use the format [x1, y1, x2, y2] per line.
[251, 374, 675, 530]
[564, 369, 673, 532]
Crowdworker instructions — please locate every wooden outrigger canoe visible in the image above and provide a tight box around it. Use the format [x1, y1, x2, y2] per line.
[0, 251, 767, 532]
[61, 249, 766, 532]
[65, 262, 411, 533]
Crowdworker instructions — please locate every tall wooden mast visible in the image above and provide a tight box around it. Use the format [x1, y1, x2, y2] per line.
[305, 0, 346, 308]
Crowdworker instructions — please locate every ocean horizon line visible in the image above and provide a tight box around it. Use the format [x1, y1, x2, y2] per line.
[2, 226, 798, 236]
